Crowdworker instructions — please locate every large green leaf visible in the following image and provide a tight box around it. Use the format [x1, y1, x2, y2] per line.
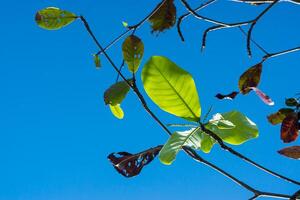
[122, 35, 144, 73]
[142, 56, 201, 122]
[35, 7, 77, 30]
[159, 127, 215, 165]
[206, 111, 259, 145]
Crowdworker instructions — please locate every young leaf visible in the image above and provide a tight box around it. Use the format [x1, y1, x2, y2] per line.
[278, 146, 300, 160]
[250, 87, 274, 106]
[267, 108, 294, 125]
[238, 63, 262, 94]
[142, 56, 201, 122]
[215, 91, 239, 100]
[35, 7, 77, 30]
[122, 35, 144, 73]
[206, 111, 259, 145]
[108, 145, 162, 177]
[149, 0, 176, 33]
[109, 104, 124, 119]
[159, 127, 215, 165]
[104, 80, 131, 106]
[93, 54, 101, 69]
[281, 112, 299, 143]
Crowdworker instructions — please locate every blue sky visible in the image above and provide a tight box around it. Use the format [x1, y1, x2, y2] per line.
[0, 1, 299, 200]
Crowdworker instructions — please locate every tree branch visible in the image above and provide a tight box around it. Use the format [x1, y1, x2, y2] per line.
[78, 15, 300, 199]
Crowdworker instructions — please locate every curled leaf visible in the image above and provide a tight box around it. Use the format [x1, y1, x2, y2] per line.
[281, 112, 299, 143]
[250, 87, 274, 106]
[149, 0, 176, 33]
[278, 146, 300, 160]
[215, 91, 239, 100]
[108, 146, 162, 177]
[267, 108, 294, 125]
[109, 104, 124, 119]
[159, 127, 215, 165]
[35, 7, 77, 30]
[93, 54, 101, 69]
[122, 35, 144, 73]
[238, 63, 262, 94]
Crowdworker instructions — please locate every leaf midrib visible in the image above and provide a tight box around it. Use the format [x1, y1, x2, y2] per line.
[152, 62, 199, 120]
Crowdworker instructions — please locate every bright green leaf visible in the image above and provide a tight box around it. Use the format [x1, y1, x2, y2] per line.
[104, 80, 131, 106]
[122, 35, 144, 73]
[206, 111, 258, 145]
[35, 7, 77, 30]
[159, 127, 215, 165]
[122, 21, 129, 28]
[208, 113, 236, 129]
[93, 54, 101, 69]
[109, 104, 124, 119]
[142, 56, 201, 122]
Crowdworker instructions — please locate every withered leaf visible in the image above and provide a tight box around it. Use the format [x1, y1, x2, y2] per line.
[108, 145, 162, 177]
[215, 91, 239, 100]
[278, 146, 300, 160]
[238, 63, 262, 94]
[149, 0, 176, 33]
[281, 112, 299, 143]
[267, 108, 295, 125]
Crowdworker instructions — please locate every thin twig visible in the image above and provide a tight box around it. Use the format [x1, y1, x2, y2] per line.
[95, 0, 168, 55]
[247, 0, 279, 56]
[177, 0, 217, 42]
[200, 123, 300, 186]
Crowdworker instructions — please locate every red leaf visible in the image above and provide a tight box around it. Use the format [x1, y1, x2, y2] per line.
[249, 87, 274, 106]
[280, 113, 299, 143]
[278, 146, 300, 160]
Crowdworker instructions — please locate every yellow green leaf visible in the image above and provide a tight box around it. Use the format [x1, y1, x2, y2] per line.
[109, 104, 124, 119]
[142, 56, 201, 122]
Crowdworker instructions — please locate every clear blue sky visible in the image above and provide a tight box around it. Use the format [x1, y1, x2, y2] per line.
[0, 1, 299, 200]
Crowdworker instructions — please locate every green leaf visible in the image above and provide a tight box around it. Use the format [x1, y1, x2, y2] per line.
[104, 80, 131, 106]
[122, 35, 144, 73]
[93, 54, 101, 69]
[35, 7, 77, 30]
[159, 127, 215, 165]
[142, 56, 201, 122]
[285, 98, 299, 107]
[238, 63, 262, 94]
[122, 21, 129, 28]
[149, 0, 176, 33]
[206, 111, 259, 145]
[109, 104, 124, 119]
[208, 113, 236, 129]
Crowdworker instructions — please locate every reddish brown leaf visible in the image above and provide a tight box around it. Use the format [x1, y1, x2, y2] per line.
[149, 0, 176, 33]
[215, 91, 239, 100]
[280, 113, 299, 143]
[278, 146, 300, 160]
[238, 63, 262, 94]
[108, 145, 162, 177]
[249, 87, 274, 106]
